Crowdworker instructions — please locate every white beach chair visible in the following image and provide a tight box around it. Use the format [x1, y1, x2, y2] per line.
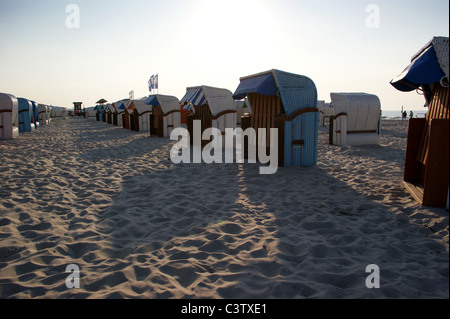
[330, 93, 381, 146]
[0, 93, 19, 140]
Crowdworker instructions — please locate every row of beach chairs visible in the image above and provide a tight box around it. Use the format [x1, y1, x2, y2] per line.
[84, 69, 382, 168]
[0, 93, 67, 139]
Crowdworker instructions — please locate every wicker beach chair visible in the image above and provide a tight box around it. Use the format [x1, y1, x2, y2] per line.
[17, 98, 34, 132]
[38, 104, 49, 126]
[0, 93, 19, 140]
[233, 69, 318, 167]
[328, 93, 381, 146]
[181, 86, 236, 146]
[126, 99, 153, 132]
[112, 101, 126, 126]
[30, 101, 39, 129]
[391, 36, 449, 208]
[145, 94, 181, 137]
[95, 104, 105, 122]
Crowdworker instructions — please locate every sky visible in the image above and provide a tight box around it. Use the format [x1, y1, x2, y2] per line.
[0, 0, 448, 111]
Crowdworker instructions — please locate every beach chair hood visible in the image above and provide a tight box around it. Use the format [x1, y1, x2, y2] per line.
[146, 94, 180, 114]
[180, 86, 235, 116]
[330, 93, 381, 133]
[390, 36, 449, 92]
[233, 69, 317, 116]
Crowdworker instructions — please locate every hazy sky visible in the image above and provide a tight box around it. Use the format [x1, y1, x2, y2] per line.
[0, 0, 448, 111]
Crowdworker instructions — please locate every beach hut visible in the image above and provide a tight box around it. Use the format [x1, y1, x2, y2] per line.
[126, 99, 153, 132]
[181, 86, 236, 146]
[146, 94, 181, 137]
[390, 36, 449, 208]
[0, 93, 19, 140]
[17, 98, 35, 132]
[233, 69, 319, 167]
[38, 104, 50, 125]
[73, 102, 83, 116]
[328, 93, 381, 146]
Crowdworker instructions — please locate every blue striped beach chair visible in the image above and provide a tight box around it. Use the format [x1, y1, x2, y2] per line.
[233, 69, 318, 167]
[17, 98, 34, 132]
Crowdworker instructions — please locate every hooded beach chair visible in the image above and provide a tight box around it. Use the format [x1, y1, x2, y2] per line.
[30, 101, 39, 129]
[146, 94, 181, 137]
[38, 104, 49, 125]
[328, 93, 381, 146]
[390, 36, 449, 208]
[126, 98, 153, 132]
[112, 101, 126, 126]
[233, 69, 318, 167]
[0, 93, 19, 140]
[17, 98, 34, 132]
[96, 104, 105, 122]
[181, 86, 236, 146]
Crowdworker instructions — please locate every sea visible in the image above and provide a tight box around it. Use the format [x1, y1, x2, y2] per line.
[381, 110, 427, 120]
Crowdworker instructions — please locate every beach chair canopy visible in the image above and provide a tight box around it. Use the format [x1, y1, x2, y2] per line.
[391, 36, 449, 93]
[233, 69, 317, 116]
[146, 94, 180, 114]
[180, 85, 235, 116]
[128, 99, 152, 115]
[112, 101, 127, 113]
[330, 93, 381, 132]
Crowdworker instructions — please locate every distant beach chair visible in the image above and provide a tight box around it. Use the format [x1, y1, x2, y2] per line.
[233, 69, 319, 167]
[84, 107, 97, 119]
[328, 93, 381, 146]
[318, 101, 335, 126]
[0, 92, 19, 140]
[95, 104, 105, 122]
[30, 100, 39, 129]
[105, 104, 113, 124]
[38, 104, 50, 125]
[146, 94, 181, 137]
[181, 86, 236, 146]
[17, 98, 34, 132]
[391, 36, 449, 208]
[112, 101, 126, 126]
[51, 106, 67, 119]
[123, 102, 132, 129]
[127, 98, 153, 132]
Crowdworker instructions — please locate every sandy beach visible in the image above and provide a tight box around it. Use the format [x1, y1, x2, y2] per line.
[0, 118, 448, 299]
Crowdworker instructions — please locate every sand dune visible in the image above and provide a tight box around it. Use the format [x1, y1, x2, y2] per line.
[0, 118, 448, 299]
